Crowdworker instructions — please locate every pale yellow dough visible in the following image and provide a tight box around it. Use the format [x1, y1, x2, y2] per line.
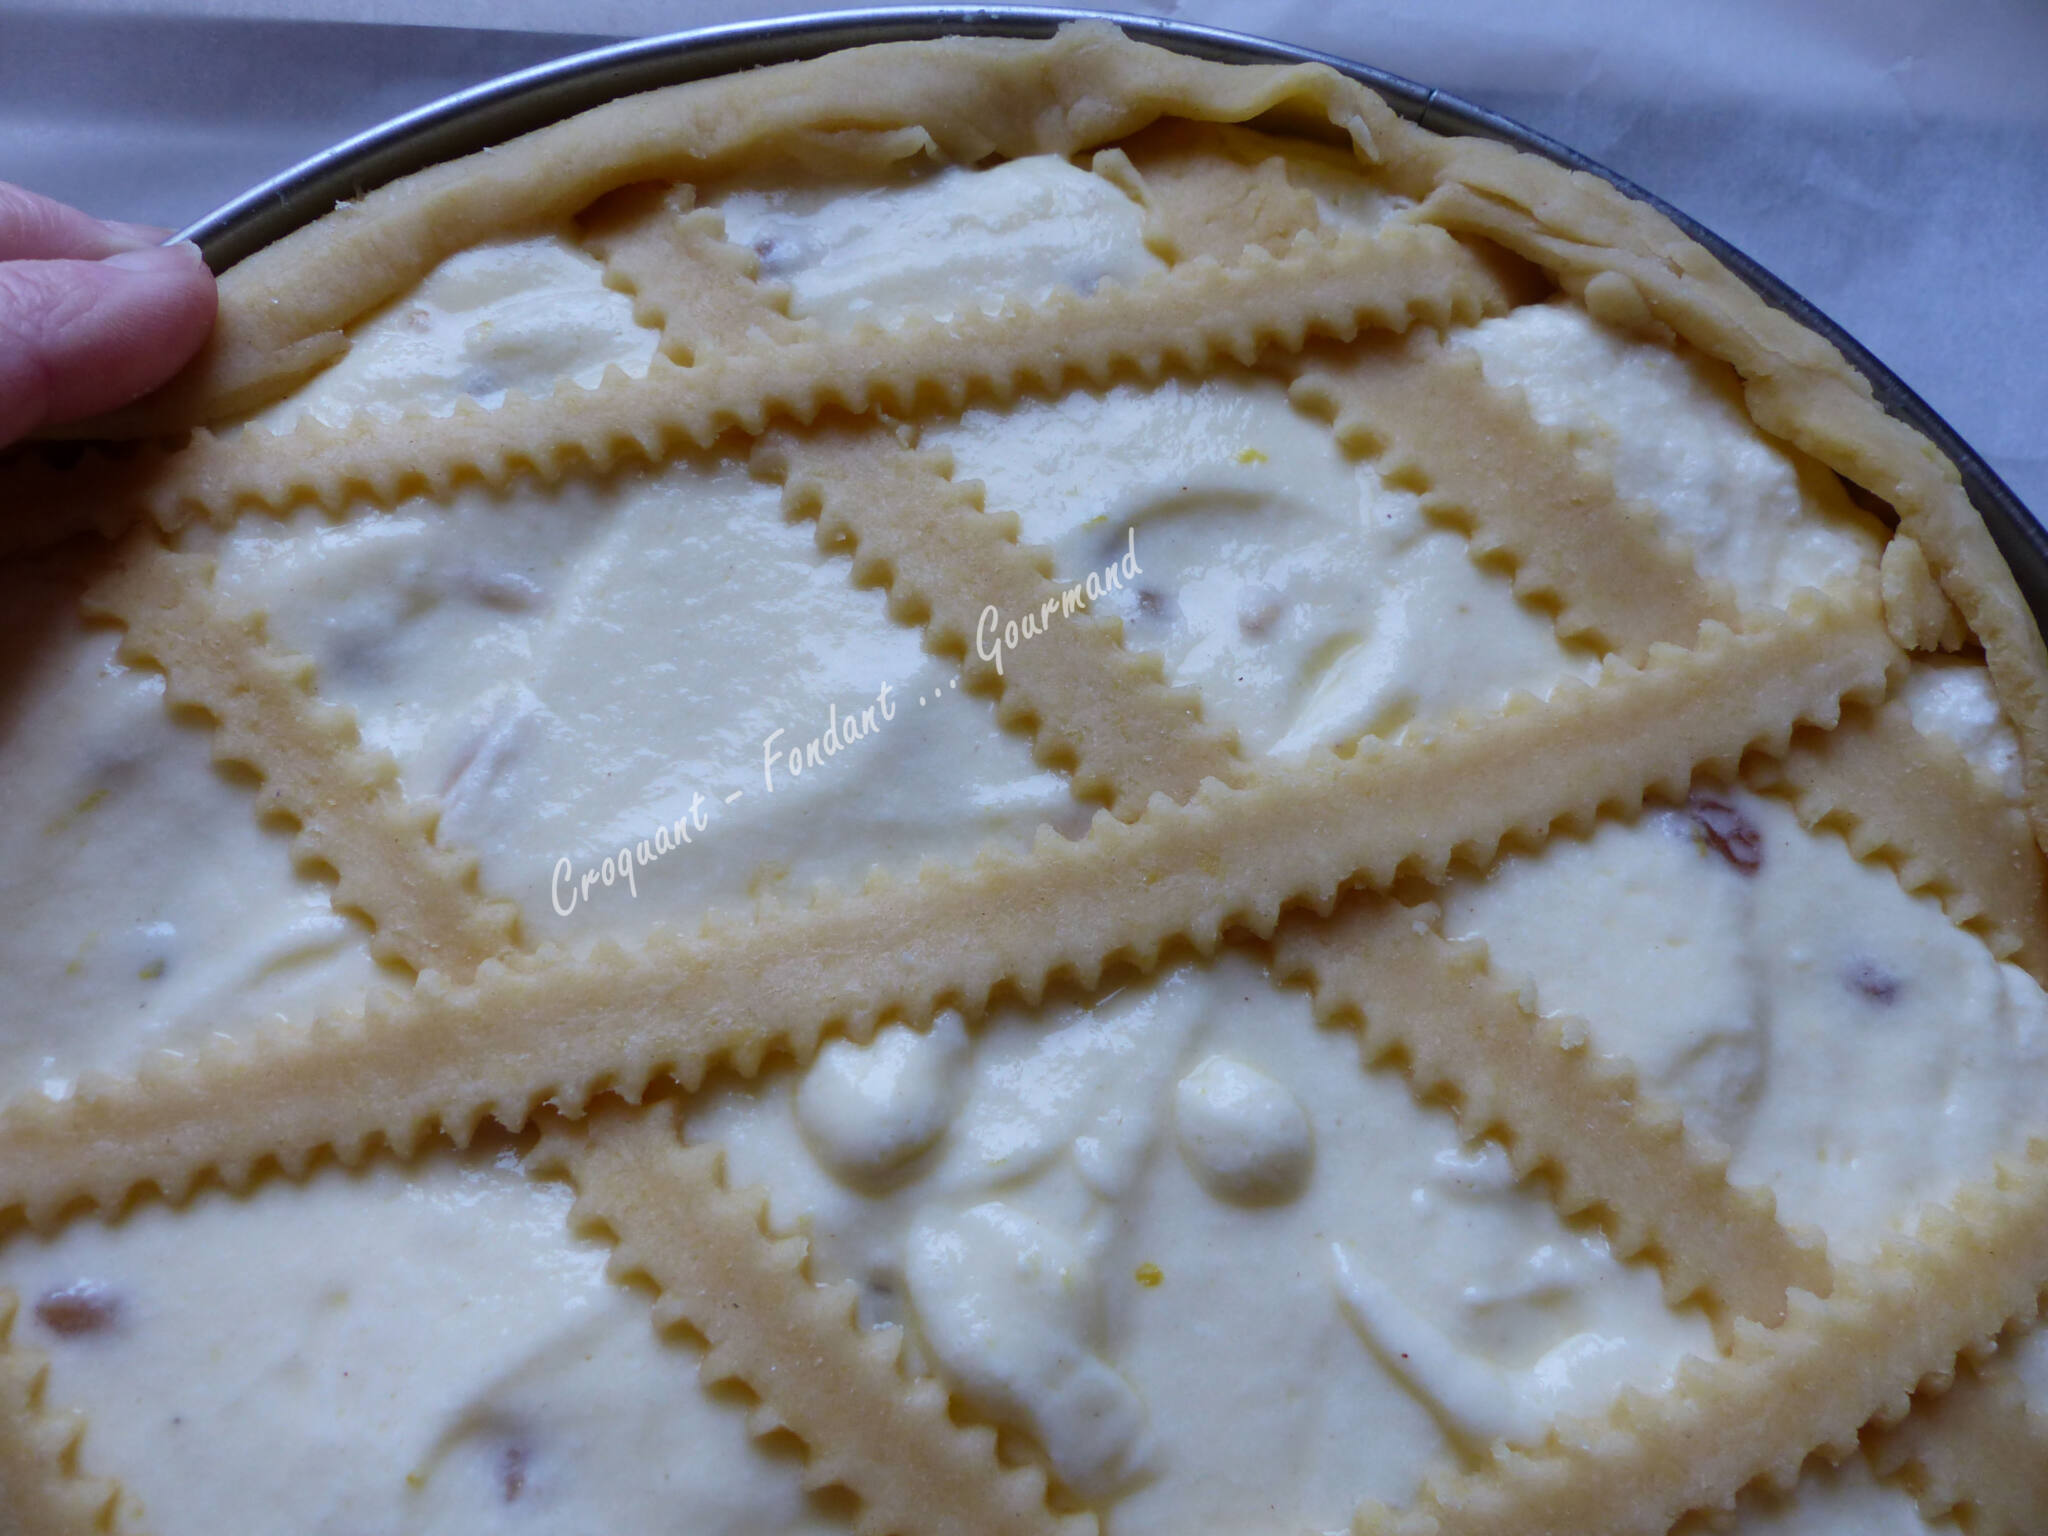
[2, 24, 2044, 1536]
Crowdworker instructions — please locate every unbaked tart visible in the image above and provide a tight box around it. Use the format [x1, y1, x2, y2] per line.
[2, 23, 2046, 1536]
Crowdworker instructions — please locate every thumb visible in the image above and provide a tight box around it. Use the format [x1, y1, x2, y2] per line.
[0, 241, 217, 446]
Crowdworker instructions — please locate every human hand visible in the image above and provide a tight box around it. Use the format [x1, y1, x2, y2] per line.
[0, 182, 217, 449]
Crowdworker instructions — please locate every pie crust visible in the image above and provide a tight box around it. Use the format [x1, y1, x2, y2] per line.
[2, 21, 2046, 1533]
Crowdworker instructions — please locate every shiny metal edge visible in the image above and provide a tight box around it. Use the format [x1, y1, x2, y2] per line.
[171, 4, 2047, 616]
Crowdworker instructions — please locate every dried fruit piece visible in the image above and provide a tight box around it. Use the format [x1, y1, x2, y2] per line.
[32, 1282, 121, 1339]
[1689, 790, 1764, 875]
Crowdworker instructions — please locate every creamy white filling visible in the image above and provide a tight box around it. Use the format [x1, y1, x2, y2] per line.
[1172, 1053, 1313, 1204]
[1457, 302, 1884, 609]
[248, 233, 657, 434]
[201, 457, 1078, 940]
[709, 156, 1164, 327]
[691, 951, 1711, 1531]
[1900, 653, 2028, 798]
[1459, 303, 2025, 787]
[0, 549, 390, 1095]
[796, 1012, 972, 1186]
[6, 142, 2039, 1535]
[1441, 788, 2048, 1260]
[1257, 139, 1413, 236]
[926, 372, 1601, 756]
[0, 1149, 846, 1535]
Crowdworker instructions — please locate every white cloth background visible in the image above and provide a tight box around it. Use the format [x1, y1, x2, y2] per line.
[3, 0, 2043, 515]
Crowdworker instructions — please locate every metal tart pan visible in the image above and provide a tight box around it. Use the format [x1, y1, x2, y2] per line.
[172, 5, 2048, 621]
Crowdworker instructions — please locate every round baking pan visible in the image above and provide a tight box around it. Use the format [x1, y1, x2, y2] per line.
[173, 5, 2047, 623]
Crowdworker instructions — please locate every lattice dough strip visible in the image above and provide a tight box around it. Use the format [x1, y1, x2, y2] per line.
[0, 38, 2034, 1524]
[556, 192, 1162, 1533]
[0, 592, 1894, 1225]
[1407, 160, 2048, 857]
[1866, 1322, 2048, 1535]
[1292, 327, 2048, 983]
[531, 1105, 1089, 1536]
[1353, 1140, 2048, 1536]
[1274, 897, 1831, 1331]
[577, 184, 806, 362]
[524, 200, 1090, 1536]
[590, 157, 1249, 818]
[1273, 310, 2048, 1527]
[73, 25, 1414, 436]
[758, 427, 1247, 816]
[762, 387, 1819, 1379]
[1091, 118, 1326, 264]
[1289, 330, 1737, 654]
[79, 533, 521, 979]
[1282, 322, 2048, 1521]
[1745, 699, 2048, 983]
[0, 223, 1510, 551]
[0, 1293, 125, 1535]
[733, 263, 1821, 1344]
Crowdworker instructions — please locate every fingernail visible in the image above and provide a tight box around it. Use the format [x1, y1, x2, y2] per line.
[100, 219, 172, 252]
[103, 241, 205, 273]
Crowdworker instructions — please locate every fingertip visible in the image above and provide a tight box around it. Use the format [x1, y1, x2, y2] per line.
[0, 182, 170, 261]
[103, 219, 176, 252]
[0, 244, 219, 444]
[103, 240, 219, 331]
[109, 240, 219, 373]
[103, 240, 208, 275]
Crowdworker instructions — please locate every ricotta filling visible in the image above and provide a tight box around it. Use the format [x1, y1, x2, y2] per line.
[1, 1150, 849, 1536]
[0, 548, 390, 1096]
[1455, 301, 1882, 610]
[1900, 653, 2028, 798]
[708, 156, 1166, 327]
[199, 456, 1079, 942]
[924, 371, 1603, 756]
[0, 145, 2029, 1536]
[247, 232, 658, 435]
[1440, 787, 2048, 1261]
[689, 951, 1711, 1529]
